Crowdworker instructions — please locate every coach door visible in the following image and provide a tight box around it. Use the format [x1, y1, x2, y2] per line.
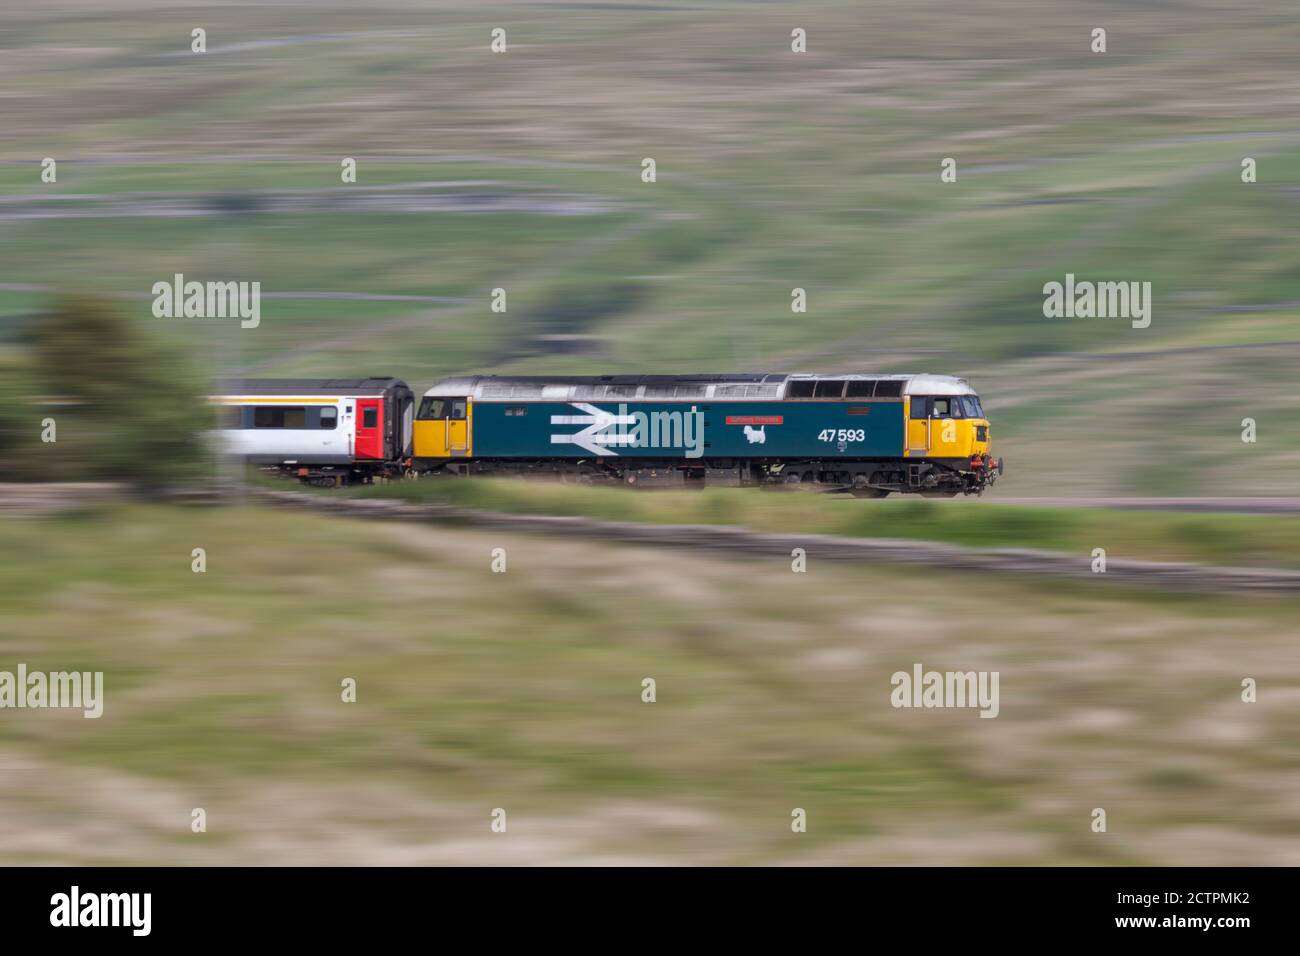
[355, 398, 384, 460]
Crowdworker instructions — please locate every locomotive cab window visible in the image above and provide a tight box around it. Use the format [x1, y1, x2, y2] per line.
[417, 398, 468, 419]
[909, 397, 961, 418]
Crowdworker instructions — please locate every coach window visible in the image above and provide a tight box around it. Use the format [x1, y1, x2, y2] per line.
[319, 407, 337, 430]
[362, 407, 378, 429]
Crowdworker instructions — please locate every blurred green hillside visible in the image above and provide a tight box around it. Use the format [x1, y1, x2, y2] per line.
[2, 0, 1298, 495]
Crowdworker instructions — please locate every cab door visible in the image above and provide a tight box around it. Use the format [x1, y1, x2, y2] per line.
[446, 397, 470, 457]
[906, 396, 931, 456]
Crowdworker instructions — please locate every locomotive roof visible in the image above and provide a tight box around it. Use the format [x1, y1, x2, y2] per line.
[423, 373, 975, 399]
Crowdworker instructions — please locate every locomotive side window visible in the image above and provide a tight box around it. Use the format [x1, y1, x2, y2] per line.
[319, 407, 337, 430]
[814, 380, 847, 398]
[874, 380, 904, 397]
[846, 381, 877, 397]
[786, 381, 816, 398]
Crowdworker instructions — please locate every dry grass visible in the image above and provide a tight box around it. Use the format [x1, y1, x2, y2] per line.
[0, 503, 1296, 864]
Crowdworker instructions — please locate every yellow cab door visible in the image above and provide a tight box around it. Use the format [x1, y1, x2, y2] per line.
[906, 396, 931, 457]
[447, 397, 470, 456]
[413, 396, 472, 458]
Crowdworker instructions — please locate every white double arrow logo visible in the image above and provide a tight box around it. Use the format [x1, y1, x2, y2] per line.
[550, 402, 637, 456]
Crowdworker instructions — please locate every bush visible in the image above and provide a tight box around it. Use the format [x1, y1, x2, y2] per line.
[0, 295, 210, 487]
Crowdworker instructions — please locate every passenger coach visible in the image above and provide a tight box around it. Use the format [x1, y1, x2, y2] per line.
[212, 378, 415, 485]
[412, 373, 1002, 496]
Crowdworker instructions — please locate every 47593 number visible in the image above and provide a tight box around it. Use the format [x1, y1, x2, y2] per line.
[817, 428, 865, 442]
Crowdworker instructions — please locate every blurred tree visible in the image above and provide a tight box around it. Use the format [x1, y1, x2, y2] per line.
[0, 354, 45, 480]
[0, 295, 211, 486]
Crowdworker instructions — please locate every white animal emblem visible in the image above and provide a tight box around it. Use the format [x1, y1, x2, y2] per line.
[743, 425, 766, 444]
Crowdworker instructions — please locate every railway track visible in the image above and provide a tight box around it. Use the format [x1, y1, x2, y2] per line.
[245, 489, 1300, 595]
[4, 484, 1299, 594]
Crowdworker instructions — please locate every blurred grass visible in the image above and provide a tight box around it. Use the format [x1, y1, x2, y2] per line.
[1, 502, 1297, 864]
